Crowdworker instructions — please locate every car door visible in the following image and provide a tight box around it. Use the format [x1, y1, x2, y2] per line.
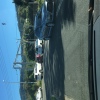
[93, 16, 100, 100]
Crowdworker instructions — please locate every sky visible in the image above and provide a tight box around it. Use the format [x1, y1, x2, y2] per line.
[0, 0, 21, 100]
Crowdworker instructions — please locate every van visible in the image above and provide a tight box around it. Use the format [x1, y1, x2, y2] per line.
[34, 62, 43, 80]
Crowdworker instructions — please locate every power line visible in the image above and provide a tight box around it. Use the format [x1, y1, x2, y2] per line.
[0, 48, 14, 100]
[1, 21, 19, 80]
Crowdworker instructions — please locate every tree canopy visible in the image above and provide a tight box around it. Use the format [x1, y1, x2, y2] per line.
[15, 0, 44, 99]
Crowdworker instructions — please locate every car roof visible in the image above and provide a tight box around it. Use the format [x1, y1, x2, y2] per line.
[35, 39, 38, 47]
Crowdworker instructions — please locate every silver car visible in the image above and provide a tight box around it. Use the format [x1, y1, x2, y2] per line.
[34, 0, 54, 40]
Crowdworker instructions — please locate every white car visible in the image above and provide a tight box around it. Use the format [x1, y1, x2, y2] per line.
[34, 62, 43, 80]
[36, 87, 42, 100]
[35, 39, 43, 55]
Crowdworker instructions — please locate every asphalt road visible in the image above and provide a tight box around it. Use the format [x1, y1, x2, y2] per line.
[42, 0, 90, 100]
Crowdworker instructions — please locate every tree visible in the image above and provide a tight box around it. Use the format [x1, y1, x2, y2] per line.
[12, 0, 35, 6]
[12, 0, 28, 6]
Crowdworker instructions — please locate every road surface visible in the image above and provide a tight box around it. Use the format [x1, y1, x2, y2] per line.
[42, 0, 90, 100]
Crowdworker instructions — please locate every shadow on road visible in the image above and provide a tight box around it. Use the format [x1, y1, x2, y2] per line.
[44, 10, 65, 100]
[43, 0, 76, 100]
[61, 0, 76, 26]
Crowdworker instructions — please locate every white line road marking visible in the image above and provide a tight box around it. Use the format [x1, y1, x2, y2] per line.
[56, 0, 64, 16]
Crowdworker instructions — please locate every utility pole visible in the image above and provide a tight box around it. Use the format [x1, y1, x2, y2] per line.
[3, 80, 37, 84]
[17, 39, 35, 44]
[13, 38, 35, 70]
[13, 61, 34, 69]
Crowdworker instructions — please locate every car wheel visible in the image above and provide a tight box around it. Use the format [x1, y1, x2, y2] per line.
[40, 98, 43, 100]
[40, 43, 43, 46]
[43, 38, 48, 40]
[41, 75, 43, 79]
[43, 38, 46, 40]
[40, 88, 42, 91]
[46, 22, 54, 27]
[42, 50, 44, 53]
[39, 69, 43, 73]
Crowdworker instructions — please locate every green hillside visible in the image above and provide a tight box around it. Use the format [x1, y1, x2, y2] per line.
[14, 0, 44, 99]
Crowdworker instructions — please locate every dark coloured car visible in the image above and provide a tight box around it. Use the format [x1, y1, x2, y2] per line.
[34, 0, 54, 40]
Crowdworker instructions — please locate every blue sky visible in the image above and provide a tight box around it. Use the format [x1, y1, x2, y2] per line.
[0, 0, 21, 100]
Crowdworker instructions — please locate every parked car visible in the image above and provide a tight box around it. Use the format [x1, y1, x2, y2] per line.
[34, 62, 43, 81]
[36, 54, 43, 63]
[35, 39, 43, 63]
[34, 0, 54, 40]
[91, 16, 100, 100]
[36, 87, 42, 100]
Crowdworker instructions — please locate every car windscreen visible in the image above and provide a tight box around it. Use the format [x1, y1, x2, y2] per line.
[34, 16, 41, 29]
[35, 27, 42, 37]
[35, 39, 38, 47]
[34, 64, 37, 73]
[34, 8, 42, 29]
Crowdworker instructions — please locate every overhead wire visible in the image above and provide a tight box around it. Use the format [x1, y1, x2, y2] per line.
[0, 48, 13, 100]
[0, 4, 21, 100]
[0, 20, 20, 100]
